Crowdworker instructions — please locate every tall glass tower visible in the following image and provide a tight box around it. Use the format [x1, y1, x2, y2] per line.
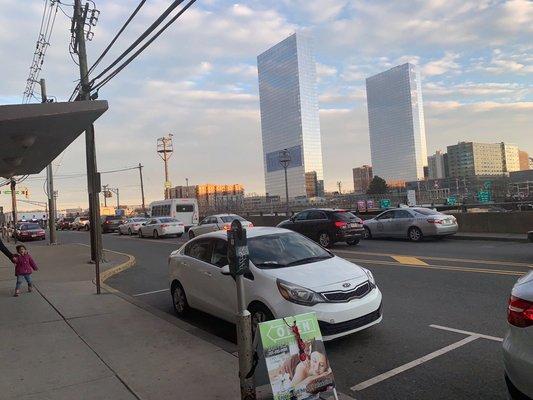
[257, 32, 324, 199]
[366, 63, 428, 184]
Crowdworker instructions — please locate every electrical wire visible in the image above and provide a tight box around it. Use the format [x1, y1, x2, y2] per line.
[91, 0, 197, 92]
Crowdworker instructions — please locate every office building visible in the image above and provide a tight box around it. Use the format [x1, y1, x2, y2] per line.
[257, 32, 324, 199]
[518, 150, 530, 170]
[447, 141, 513, 178]
[500, 142, 520, 172]
[366, 63, 428, 184]
[427, 150, 447, 179]
[352, 165, 373, 194]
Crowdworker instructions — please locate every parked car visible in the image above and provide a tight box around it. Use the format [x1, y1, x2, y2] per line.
[118, 217, 148, 235]
[169, 227, 382, 340]
[503, 270, 533, 400]
[138, 217, 184, 239]
[57, 217, 74, 230]
[72, 217, 90, 231]
[188, 214, 253, 239]
[16, 223, 45, 241]
[363, 207, 458, 242]
[277, 209, 364, 248]
[101, 215, 127, 233]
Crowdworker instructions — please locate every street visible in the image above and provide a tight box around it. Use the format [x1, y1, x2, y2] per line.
[39, 231, 531, 400]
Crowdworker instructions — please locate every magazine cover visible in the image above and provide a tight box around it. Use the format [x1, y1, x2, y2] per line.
[258, 312, 335, 400]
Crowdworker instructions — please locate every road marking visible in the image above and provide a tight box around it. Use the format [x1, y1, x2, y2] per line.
[342, 257, 525, 276]
[390, 255, 428, 266]
[115, 235, 185, 245]
[351, 335, 479, 392]
[429, 324, 503, 342]
[334, 249, 532, 268]
[133, 288, 169, 297]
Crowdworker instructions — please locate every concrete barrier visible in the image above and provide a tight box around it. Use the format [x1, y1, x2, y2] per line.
[246, 211, 533, 234]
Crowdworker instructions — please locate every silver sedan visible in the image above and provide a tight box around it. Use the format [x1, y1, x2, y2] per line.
[363, 207, 458, 241]
[188, 214, 253, 239]
[118, 217, 147, 235]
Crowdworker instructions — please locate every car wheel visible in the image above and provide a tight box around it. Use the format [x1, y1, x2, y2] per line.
[363, 226, 372, 239]
[118, 229, 123, 235]
[318, 231, 333, 248]
[188, 230, 195, 239]
[249, 303, 274, 337]
[85, 225, 90, 231]
[171, 281, 189, 316]
[139, 229, 144, 238]
[347, 238, 360, 246]
[408, 226, 423, 242]
[177, 233, 183, 238]
[128, 228, 132, 236]
[153, 230, 159, 239]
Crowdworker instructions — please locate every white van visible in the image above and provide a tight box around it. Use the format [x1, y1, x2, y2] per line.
[149, 199, 199, 230]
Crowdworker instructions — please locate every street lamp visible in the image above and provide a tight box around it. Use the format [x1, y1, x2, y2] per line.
[279, 149, 291, 216]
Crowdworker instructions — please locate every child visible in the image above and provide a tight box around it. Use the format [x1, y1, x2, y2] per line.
[13, 245, 38, 297]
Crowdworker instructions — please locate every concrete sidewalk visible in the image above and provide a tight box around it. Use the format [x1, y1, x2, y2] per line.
[451, 232, 530, 243]
[0, 243, 239, 400]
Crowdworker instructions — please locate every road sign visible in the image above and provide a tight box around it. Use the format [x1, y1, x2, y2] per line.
[407, 190, 416, 207]
[379, 199, 391, 209]
[478, 190, 491, 203]
[483, 180, 492, 190]
[446, 196, 457, 206]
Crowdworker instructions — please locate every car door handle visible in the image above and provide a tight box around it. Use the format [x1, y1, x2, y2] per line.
[203, 271, 212, 277]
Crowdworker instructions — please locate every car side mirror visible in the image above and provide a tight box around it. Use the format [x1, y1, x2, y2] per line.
[220, 265, 231, 276]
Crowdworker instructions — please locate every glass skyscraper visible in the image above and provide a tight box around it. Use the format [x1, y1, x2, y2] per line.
[366, 63, 428, 184]
[257, 32, 324, 199]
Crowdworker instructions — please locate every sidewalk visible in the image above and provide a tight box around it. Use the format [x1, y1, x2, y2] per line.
[451, 232, 530, 243]
[0, 243, 239, 400]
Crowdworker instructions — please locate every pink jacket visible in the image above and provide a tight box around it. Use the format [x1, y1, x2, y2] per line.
[14, 254, 38, 276]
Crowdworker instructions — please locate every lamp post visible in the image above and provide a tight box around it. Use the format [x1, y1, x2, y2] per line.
[279, 149, 291, 216]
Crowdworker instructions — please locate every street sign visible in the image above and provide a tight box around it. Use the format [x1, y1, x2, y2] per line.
[407, 190, 416, 207]
[478, 190, 491, 203]
[483, 180, 492, 190]
[446, 196, 457, 206]
[379, 199, 391, 209]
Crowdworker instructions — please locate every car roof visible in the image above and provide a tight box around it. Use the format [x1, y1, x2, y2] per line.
[194, 226, 291, 240]
[299, 208, 350, 213]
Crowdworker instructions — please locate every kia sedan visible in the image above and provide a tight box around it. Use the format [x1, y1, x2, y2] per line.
[363, 207, 458, 242]
[503, 271, 533, 400]
[168, 227, 382, 340]
[188, 214, 253, 239]
[139, 217, 184, 239]
[118, 217, 148, 235]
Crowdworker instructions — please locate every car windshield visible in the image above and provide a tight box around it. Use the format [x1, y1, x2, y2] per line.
[21, 224, 40, 230]
[80, 218, 88, 221]
[160, 217, 177, 223]
[248, 232, 333, 269]
[413, 208, 441, 216]
[132, 218, 146, 222]
[220, 215, 246, 223]
[333, 211, 358, 221]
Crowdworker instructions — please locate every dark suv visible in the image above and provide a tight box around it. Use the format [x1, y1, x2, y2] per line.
[101, 215, 126, 233]
[277, 209, 365, 248]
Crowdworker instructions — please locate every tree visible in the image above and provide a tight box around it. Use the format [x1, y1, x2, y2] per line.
[367, 176, 388, 194]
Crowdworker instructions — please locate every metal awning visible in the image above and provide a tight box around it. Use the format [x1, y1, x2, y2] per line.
[0, 100, 108, 178]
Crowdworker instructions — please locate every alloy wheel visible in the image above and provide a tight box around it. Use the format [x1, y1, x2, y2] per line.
[318, 232, 330, 247]
[173, 286, 186, 314]
[409, 227, 422, 242]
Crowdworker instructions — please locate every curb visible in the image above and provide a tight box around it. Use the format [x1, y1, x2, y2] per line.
[100, 250, 136, 282]
[449, 235, 528, 243]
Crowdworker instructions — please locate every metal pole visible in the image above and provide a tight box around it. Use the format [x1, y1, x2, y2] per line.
[74, 0, 102, 293]
[10, 179, 17, 242]
[284, 166, 289, 216]
[163, 138, 169, 199]
[186, 177, 189, 197]
[116, 188, 120, 210]
[39, 78, 57, 245]
[235, 274, 255, 400]
[139, 163, 146, 216]
[103, 184, 107, 207]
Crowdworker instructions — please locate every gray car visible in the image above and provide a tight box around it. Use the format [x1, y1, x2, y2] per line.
[363, 207, 458, 241]
[188, 214, 253, 239]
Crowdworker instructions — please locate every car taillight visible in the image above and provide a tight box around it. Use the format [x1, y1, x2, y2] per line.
[427, 218, 443, 224]
[334, 221, 347, 229]
[508, 295, 533, 327]
[248, 223, 254, 228]
[161, 224, 169, 228]
[105, 221, 110, 224]
[223, 224, 231, 230]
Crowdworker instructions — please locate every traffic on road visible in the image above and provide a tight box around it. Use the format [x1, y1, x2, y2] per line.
[34, 206, 532, 400]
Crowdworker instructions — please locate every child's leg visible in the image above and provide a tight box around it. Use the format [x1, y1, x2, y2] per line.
[25, 275, 33, 292]
[14, 276, 23, 296]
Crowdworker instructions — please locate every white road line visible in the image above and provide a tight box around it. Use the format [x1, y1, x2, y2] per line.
[351, 335, 478, 392]
[133, 288, 170, 297]
[429, 324, 503, 342]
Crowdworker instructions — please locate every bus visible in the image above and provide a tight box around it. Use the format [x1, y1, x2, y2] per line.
[149, 198, 199, 230]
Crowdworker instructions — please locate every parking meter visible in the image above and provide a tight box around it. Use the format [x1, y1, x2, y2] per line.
[227, 219, 249, 279]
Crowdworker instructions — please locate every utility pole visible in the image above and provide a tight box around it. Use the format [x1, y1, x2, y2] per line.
[102, 184, 108, 207]
[39, 78, 57, 245]
[116, 187, 119, 210]
[279, 149, 291, 216]
[138, 163, 146, 216]
[337, 181, 342, 194]
[10, 179, 17, 242]
[157, 134, 173, 199]
[73, 0, 102, 293]
[185, 177, 189, 197]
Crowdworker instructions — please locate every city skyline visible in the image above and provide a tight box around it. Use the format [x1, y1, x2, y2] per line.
[0, 0, 531, 210]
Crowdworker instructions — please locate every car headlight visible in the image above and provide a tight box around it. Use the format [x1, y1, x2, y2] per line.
[362, 268, 376, 286]
[276, 279, 325, 306]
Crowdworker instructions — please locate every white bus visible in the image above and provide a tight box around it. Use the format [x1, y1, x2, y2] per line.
[149, 199, 199, 230]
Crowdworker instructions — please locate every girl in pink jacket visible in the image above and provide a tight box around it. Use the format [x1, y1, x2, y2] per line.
[13, 245, 38, 297]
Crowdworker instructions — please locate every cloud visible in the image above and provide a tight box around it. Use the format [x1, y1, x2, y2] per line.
[316, 63, 337, 79]
[422, 52, 461, 76]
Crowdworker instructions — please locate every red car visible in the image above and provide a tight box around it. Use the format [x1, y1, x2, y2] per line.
[16, 223, 46, 241]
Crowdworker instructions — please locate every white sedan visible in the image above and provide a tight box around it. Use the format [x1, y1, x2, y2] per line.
[168, 227, 382, 340]
[503, 270, 533, 399]
[139, 217, 184, 239]
[118, 217, 148, 235]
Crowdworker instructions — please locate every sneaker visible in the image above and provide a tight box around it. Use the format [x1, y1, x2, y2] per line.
[28, 285, 32, 293]
[14, 290, 20, 297]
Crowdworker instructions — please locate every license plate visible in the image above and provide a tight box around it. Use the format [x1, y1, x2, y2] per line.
[31, 234, 36, 237]
[349, 223, 360, 228]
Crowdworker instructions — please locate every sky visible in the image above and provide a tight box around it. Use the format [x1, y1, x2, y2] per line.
[0, 0, 531, 211]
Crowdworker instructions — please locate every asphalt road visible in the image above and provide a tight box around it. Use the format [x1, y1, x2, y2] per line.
[44, 230, 532, 400]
